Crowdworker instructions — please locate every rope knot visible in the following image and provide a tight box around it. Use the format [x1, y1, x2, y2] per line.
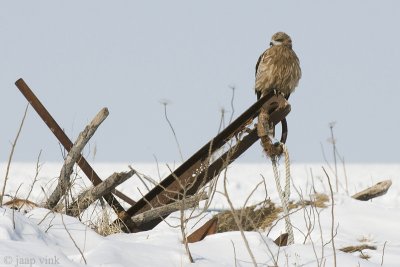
[257, 106, 285, 158]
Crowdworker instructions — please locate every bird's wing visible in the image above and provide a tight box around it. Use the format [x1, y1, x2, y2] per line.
[255, 52, 264, 77]
[255, 48, 276, 95]
[255, 50, 267, 100]
[255, 53, 263, 100]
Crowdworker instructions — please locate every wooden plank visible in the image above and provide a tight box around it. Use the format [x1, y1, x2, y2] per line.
[352, 180, 392, 201]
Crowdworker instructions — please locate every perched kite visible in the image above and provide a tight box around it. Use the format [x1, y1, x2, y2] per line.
[255, 32, 301, 100]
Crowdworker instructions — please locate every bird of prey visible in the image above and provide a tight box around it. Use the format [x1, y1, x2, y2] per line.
[255, 32, 301, 100]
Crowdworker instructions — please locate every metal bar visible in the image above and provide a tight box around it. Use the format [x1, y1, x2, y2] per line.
[15, 79, 135, 205]
[14, 79, 136, 223]
[187, 217, 218, 243]
[133, 128, 261, 231]
[127, 95, 290, 231]
[125, 93, 274, 218]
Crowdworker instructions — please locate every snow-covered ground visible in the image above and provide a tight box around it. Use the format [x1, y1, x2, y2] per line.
[0, 162, 399, 266]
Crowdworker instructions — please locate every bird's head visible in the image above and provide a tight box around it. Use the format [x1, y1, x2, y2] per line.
[269, 32, 293, 49]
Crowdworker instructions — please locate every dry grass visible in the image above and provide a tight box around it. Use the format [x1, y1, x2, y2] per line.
[340, 244, 376, 260]
[358, 235, 373, 243]
[91, 208, 123, 236]
[359, 253, 371, 260]
[215, 200, 278, 233]
[96, 220, 123, 236]
[299, 193, 330, 208]
[215, 193, 330, 233]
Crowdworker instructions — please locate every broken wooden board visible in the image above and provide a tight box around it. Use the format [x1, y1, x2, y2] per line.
[352, 180, 392, 201]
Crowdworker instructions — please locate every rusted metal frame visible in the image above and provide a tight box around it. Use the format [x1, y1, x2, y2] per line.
[14, 79, 136, 225]
[124, 93, 275, 219]
[131, 128, 260, 231]
[127, 95, 289, 218]
[129, 96, 291, 231]
[280, 118, 288, 143]
[187, 217, 218, 243]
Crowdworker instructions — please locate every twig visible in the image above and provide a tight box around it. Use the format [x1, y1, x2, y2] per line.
[381, 241, 387, 266]
[266, 205, 303, 237]
[322, 166, 337, 267]
[341, 156, 349, 195]
[1, 103, 29, 206]
[60, 214, 87, 264]
[223, 166, 258, 267]
[152, 154, 162, 180]
[231, 240, 238, 267]
[179, 188, 194, 263]
[161, 101, 184, 162]
[316, 207, 326, 266]
[329, 122, 339, 192]
[135, 171, 152, 192]
[12, 184, 23, 229]
[320, 143, 334, 178]
[228, 85, 235, 123]
[240, 180, 263, 227]
[22, 150, 42, 211]
[218, 107, 226, 133]
[305, 205, 321, 266]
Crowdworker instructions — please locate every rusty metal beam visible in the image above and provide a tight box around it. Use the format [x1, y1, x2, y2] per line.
[126, 94, 290, 231]
[15, 79, 136, 227]
[187, 217, 218, 243]
[125, 94, 271, 215]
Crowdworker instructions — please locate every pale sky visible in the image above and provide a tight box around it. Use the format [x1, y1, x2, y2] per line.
[1, 1, 399, 163]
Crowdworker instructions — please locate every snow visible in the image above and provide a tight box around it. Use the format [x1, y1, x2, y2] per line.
[0, 162, 399, 266]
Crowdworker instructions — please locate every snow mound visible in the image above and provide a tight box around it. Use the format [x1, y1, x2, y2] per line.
[0, 162, 399, 266]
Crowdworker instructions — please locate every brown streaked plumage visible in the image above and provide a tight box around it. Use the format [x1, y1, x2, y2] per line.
[255, 32, 301, 100]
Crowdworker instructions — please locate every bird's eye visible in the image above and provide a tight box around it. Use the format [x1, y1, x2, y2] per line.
[269, 42, 273, 46]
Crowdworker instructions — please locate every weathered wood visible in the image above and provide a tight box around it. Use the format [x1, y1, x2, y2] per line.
[45, 108, 109, 209]
[352, 180, 392, 201]
[15, 78, 136, 209]
[340, 244, 377, 253]
[130, 192, 208, 226]
[66, 169, 135, 217]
